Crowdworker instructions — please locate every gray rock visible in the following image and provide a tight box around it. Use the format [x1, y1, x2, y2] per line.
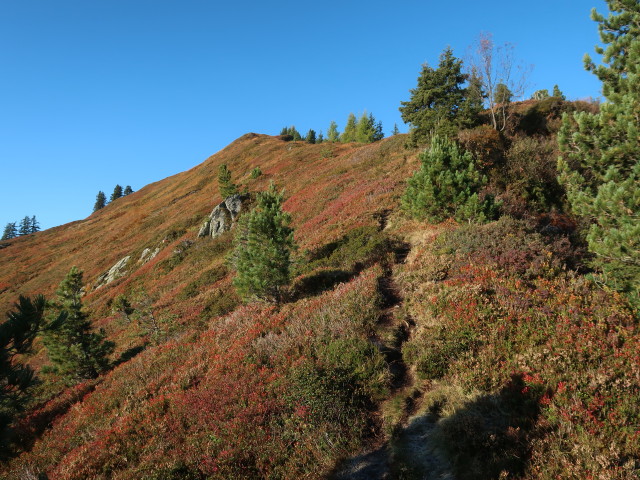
[198, 194, 248, 238]
[94, 255, 131, 289]
[139, 247, 160, 264]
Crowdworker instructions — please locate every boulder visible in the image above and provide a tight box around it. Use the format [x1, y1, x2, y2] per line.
[198, 193, 248, 238]
[94, 255, 131, 289]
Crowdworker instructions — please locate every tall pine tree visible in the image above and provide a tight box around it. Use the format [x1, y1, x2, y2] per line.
[110, 185, 123, 202]
[94, 191, 107, 212]
[18, 216, 31, 236]
[229, 183, 296, 303]
[399, 47, 467, 145]
[327, 121, 340, 142]
[558, 0, 640, 310]
[43, 267, 114, 380]
[341, 113, 357, 142]
[30, 216, 40, 234]
[1, 223, 17, 240]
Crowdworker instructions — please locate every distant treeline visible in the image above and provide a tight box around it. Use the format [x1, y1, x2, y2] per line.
[2, 216, 40, 240]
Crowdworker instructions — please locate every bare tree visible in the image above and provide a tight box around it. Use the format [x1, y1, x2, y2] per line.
[467, 32, 532, 131]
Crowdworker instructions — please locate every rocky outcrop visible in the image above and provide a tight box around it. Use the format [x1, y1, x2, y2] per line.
[198, 194, 248, 238]
[94, 255, 131, 289]
[139, 247, 161, 264]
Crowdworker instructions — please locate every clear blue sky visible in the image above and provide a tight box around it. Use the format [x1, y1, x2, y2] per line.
[0, 0, 607, 230]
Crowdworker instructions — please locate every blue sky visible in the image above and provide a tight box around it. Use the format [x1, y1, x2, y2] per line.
[1, 0, 607, 230]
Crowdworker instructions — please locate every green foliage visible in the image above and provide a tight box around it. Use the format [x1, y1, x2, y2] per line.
[532, 88, 550, 100]
[93, 191, 106, 212]
[552, 84, 565, 99]
[123, 185, 134, 195]
[110, 185, 123, 202]
[558, 0, 640, 310]
[1, 222, 17, 240]
[391, 123, 400, 136]
[43, 267, 115, 380]
[30, 216, 39, 233]
[340, 113, 357, 142]
[112, 294, 134, 322]
[326, 120, 340, 142]
[18, 216, 31, 236]
[459, 67, 485, 128]
[249, 166, 262, 179]
[230, 183, 296, 303]
[217, 164, 239, 199]
[0, 295, 51, 454]
[401, 135, 496, 223]
[316, 130, 324, 143]
[305, 129, 316, 144]
[354, 112, 384, 143]
[399, 47, 468, 145]
[493, 83, 512, 104]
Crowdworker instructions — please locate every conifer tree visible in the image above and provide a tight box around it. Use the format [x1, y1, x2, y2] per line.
[371, 113, 384, 142]
[43, 267, 114, 380]
[93, 191, 107, 212]
[341, 113, 357, 142]
[280, 126, 289, 136]
[355, 113, 373, 143]
[123, 185, 134, 195]
[30, 216, 40, 234]
[305, 129, 316, 144]
[552, 84, 566, 99]
[327, 121, 340, 142]
[392, 123, 400, 136]
[401, 135, 496, 223]
[287, 126, 302, 141]
[558, 0, 640, 310]
[18, 216, 31, 236]
[110, 185, 123, 202]
[1, 223, 17, 240]
[459, 67, 485, 127]
[317, 131, 324, 143]
[218, 164, 239, 199]
[399, 47, 467, 145]
[0, 295, 55, 453]
[230, 183, 296, 303]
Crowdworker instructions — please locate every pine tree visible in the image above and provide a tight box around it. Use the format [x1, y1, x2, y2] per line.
[327, 121, 340, 142]
[1, 223, 17, 240]
[93, 191, 106, 212]
[218, 164, 239, 199]
[30, 216, 40, 234]
[43, 267, 114, 380]
[558, 0, 640, 310]
[552, 84, 566, 99]
[305, 129, 316, 144]
[401, 135, 496, 223]
[392, 123, 400, 136]
[18, 216, 31, 236]
[110, 185, 123, 202]
[371, 114, 384, 142]
[341, 113, 357, 142]
[230, 183, 296, 303]
[459, 67, 485, 127]
[280, 126, 289, 136]
[287, 126, 302, 141]
[123, 185, 134, 195]
[355, 112, 373, 143]
[0, 295, 55, 453]
[399, 47, 468, 145]
[317, 130, 324, 143]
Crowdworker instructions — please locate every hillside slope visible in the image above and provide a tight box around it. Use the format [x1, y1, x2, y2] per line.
[1, 123, 638, 479]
